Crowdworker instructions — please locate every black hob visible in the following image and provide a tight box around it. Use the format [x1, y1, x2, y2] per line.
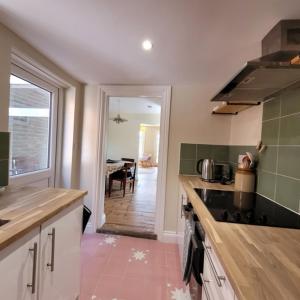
[194, 188, 300, 229]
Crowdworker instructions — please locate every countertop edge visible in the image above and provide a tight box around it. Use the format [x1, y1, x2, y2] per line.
[179, 175, 300, 300]
[0, 188, 87, 252]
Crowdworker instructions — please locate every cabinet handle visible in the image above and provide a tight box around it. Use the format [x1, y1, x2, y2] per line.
[202, 241, 226, 287]
[47, 228, 56, 272]
[200, 273, 211, 300]
[27, 242, 38, 294]
[181, 195, 184, 218]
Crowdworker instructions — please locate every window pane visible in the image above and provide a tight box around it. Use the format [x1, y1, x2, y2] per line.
[9, 75, 51, 176]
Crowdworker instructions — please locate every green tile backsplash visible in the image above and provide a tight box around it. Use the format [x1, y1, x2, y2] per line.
[261, 119, 279, 145]
[259, 87, 300, 213]
[0, 132, 9, 187]
[262, 96, 280, 121]
[179, 144, 254, 177]
[180, 86, 300, 213]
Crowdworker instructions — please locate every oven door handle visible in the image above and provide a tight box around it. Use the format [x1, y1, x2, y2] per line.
[202, 241, 226, 287]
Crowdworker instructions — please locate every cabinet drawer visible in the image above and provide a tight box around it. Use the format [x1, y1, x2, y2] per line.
[203, 237, 235, 300]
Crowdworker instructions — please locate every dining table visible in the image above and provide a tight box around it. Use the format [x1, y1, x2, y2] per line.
[105, 160, 133, 176]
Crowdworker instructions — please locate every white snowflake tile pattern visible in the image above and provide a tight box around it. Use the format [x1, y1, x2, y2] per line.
[170, 288, 190, 300]
[81, 234, 185, 300]
[132, 250, 146, 261]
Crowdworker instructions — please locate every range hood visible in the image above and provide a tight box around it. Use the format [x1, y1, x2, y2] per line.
[211, 20, 300, 103]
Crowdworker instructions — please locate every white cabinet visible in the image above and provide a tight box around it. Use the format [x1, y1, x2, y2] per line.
[177, 182, 188, 266]
[201, 235, 236, 300]
[39, 202, 82, 300]
[0, 199, 83, 300]
[0, 228, 40, 300]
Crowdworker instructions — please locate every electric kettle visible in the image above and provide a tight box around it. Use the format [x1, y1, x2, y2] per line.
[197, 159, 215, 181]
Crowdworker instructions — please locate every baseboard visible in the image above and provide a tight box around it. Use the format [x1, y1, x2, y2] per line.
[161, 230, 178, 243]
[100, 213, 106, 227]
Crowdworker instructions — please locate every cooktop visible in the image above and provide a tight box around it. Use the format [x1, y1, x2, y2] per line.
[194, 188, 300, 229]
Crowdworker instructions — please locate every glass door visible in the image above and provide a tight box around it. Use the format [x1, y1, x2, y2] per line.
[9, 64, 58, 187]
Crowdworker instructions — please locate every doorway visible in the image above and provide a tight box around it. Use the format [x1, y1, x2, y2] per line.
[100, 97, 161, 239]
[90, 85, 171, 241]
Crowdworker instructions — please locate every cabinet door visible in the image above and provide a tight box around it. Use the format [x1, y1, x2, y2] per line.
[0, 228, 40, 300]
[177, 182, 188, 266]
[38, 201, 83, 300]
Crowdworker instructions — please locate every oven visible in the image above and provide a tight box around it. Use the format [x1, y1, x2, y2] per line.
[181, 203, 205, 300]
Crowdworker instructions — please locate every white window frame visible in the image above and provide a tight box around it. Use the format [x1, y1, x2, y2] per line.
[9, 64, 59, 187]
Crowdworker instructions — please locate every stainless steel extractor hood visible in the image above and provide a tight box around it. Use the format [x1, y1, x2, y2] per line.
[211, 20, 300, 103]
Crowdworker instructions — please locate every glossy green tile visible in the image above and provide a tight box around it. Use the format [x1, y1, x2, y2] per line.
[196, 144, 212, 160]
[277, 146, 300, 179]
[263, 97, 281, 121]
[279, 114, 300, 145]
[0, 132, 9, 159]
[258, 146, 277, 173]
[179, 159, 196, 175]
[261, 119, 280, 146]
[275, 175, 300, 212]
[0, 159, 9, 187]
[211, 145, 229, 162]
[280, 87, 300, 116]
[228, 146, 256, 164]
[230, 163, 238, 179]
[228, 146, 239, 164]
[180, 144, 196, 159]
[256, 170, 276, 199]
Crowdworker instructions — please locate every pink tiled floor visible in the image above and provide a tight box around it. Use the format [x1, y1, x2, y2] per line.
[80, 233, 189, 300]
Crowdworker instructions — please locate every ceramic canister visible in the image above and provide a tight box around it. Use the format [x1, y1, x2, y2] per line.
[235, 168, 255, 193]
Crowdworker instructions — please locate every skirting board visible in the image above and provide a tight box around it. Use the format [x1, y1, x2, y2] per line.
[161, 230, 177, 243]
[100, 213, 106, 227]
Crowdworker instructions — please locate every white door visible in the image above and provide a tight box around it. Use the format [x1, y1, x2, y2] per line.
[9, 64, 58, 188]
[0, 228, 40, 300]
[38, 202, 83, 300]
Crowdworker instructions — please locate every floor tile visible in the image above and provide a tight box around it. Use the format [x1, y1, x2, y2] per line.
[80, 233, 187, 300]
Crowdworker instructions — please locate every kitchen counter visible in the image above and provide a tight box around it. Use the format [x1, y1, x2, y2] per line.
[179, 175, 300, 300]
[0, 186, 87, 251]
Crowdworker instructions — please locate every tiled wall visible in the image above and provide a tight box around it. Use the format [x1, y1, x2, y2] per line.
[180, 85, 300, 213]
[258, 86, 300, 213]
[0, 132, 9, 187]
[179, 144, 255, 175]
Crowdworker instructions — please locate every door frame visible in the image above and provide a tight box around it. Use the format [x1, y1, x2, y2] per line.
[91, 85, 171, 240]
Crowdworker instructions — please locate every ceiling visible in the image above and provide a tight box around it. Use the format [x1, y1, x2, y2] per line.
[0, 0, 300, 85]
[109, 97, 161, 114]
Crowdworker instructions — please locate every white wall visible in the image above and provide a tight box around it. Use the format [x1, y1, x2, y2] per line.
[107, 113, 160, 162]
[229, 105, 263, 146]
[80, 84, 264, 234]
[80, 85, 99, 212]
[0, 23, 83, 189]
[164, 85, 232, 231]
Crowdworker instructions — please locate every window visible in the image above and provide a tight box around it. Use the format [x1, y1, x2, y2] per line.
[9, 65, 58, 187]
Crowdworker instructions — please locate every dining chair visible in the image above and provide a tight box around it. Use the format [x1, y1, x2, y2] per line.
[108, 162, 137, 197]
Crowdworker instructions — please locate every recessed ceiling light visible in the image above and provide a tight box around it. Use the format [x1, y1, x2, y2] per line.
[142, 39, 153, 51]
[147, 105, 152, 108]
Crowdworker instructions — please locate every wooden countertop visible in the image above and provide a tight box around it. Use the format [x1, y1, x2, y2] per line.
[179, 175, 300, 300]
[0, 186, 87, 251]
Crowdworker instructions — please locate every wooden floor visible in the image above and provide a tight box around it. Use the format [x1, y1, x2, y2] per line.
[99, 167, 157, 239]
